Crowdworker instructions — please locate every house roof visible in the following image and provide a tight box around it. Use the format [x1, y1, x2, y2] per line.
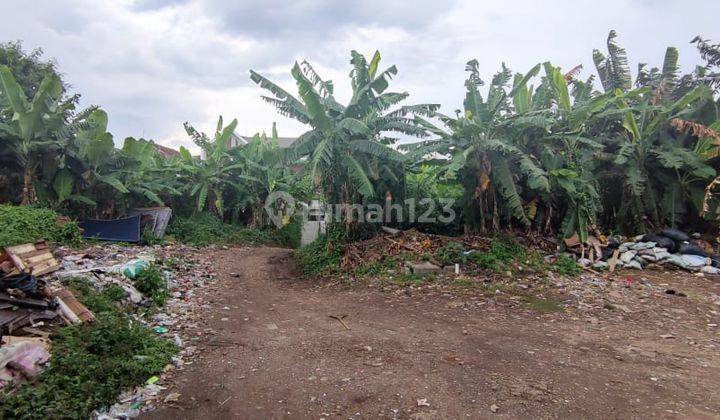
[153, 143, 181, 158]
[238, 135, 297, 148]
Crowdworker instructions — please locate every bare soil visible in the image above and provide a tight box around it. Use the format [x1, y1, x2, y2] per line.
[145, 247, 720, 419]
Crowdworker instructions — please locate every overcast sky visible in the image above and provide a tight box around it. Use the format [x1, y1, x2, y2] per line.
[2, 0, 719, 152]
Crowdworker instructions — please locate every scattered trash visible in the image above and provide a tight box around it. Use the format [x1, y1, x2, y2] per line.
[0, 340, 50, 388]
[566, 228, 720, 274]
[490, 404, 500, 413]
[416, 398, 430, 407]
[153, 326, 169, 334]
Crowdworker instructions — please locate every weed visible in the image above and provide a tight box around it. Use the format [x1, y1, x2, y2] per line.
[140, 228, 164, 246]
[435, 241, 466, 266]
[0, 204, 82, 248]
[453, 277, 477, 288]
[294, 227, 344, 275]
[0, 281, 176, 419]
[133, 264, 168, 306]
[552, 255, 582, 276]
[354, 257, 395, 277]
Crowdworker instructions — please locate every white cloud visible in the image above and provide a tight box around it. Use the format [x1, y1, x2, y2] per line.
[1, 0, 718, 153]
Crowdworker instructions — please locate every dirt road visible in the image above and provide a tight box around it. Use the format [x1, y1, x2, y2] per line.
[146, 247, 720, 419]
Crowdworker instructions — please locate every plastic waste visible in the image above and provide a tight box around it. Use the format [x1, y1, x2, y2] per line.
[660, 228, 690, 242]
[122, 259, 150, 279]
[677, 242, 708, 257]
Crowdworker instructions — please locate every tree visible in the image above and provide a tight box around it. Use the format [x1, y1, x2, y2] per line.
[404, 60, 550, 233]
[0, 66, 82, 204]
[178, 116, 243, 216]
[250, 51, 437, 228]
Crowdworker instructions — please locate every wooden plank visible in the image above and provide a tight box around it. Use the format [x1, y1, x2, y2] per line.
[18, 249, 53, 259]
[31, 259, 60, 276]
[26, 252, 54, 265]
[5, 243, 37, 254]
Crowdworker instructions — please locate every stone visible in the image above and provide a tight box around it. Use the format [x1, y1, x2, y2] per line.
[405, 261, 441, 275]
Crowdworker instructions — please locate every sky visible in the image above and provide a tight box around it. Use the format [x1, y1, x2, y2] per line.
[2, 0, 719, 153]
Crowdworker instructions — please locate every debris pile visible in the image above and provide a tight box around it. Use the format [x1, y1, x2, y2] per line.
[566, 228, 719, 274]
[0, 240, 217, 418]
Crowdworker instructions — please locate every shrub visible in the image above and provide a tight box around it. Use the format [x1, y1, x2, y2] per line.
[167, 213, 302, 248]
[435, 241, 466, 266]
[295, 227, 343, 275]
[133, 264, 168, 306]
[552, 255, 582, 276]
[0, 281, 176, 419]
[0, 204, 82, 248]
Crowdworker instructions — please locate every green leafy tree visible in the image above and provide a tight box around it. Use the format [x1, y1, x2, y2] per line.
[0, 66, 84, 204]
[250, 51, 437, 227]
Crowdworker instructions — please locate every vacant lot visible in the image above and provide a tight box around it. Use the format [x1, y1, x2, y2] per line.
[146, 247, 720, 419]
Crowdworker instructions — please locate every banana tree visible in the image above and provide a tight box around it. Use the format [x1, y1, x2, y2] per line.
[250, 51, 437, 226]
[0, 66, 77, 204]
[178, 116, 243, 216]
[403, 60, 550, 233]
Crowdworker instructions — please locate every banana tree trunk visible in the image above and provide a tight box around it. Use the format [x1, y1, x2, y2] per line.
[20, 160, 38, 205]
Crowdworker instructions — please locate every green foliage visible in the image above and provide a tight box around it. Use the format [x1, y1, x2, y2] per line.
[166, 213, 271, 246]
[552, 255, 582, 276]
[435, 241, 466, 266]
[0, 204, 81, 247]
[467, 238, 526, 272]
[354, 257, 395, 277]
[294, 227, 344, 275]
[0, 280, 176, 419]
[133, 264, 168, 306]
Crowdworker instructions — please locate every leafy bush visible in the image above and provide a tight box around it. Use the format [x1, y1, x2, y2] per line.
[435, 242, 466, 266]
[166, 213, 270, 246]
[133, 264, 168, 306]
[295, 227, 343, 275]
[0, 280, 176, 419]
[552, 255, 582, 276]
[0, 204, 82, 248]
[467, 238, 526, 272]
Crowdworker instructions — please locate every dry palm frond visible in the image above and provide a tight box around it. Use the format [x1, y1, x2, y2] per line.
[670, 118, 720, 142]
[702, 175, 720, 218]
[564, 64, 583, 82]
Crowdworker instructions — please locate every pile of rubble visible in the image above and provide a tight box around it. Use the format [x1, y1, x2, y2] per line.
[0, 240, 218, 418]
[567, 228, 720, 274]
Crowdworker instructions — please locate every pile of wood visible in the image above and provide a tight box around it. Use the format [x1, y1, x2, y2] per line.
[0, 240, 60, 277]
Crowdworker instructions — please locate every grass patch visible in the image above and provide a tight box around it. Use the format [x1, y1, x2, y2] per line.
[0, 204, 82, 248]
[354, 257, 396, 277]
[552, 255, 582, 276]
[521, 296, 563, 312]
[452, 277, 478, 288]
[0, 278, 176, 419]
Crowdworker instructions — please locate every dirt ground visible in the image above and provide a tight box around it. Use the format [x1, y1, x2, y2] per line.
[145, 247, 720, 419]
